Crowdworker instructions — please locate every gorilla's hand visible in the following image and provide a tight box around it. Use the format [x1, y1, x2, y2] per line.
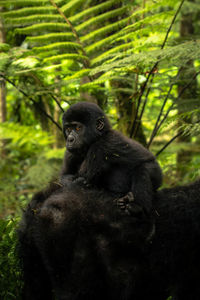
[116, 192, 146, 217]
[117, 192, 134, 210]
[60, 174, 75, 187]
[73, 176, 92, 188]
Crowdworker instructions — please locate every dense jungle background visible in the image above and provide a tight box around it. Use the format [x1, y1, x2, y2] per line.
[0, 0, 200, 298]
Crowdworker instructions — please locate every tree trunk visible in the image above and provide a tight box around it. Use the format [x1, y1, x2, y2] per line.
[0, 15, 7, 156]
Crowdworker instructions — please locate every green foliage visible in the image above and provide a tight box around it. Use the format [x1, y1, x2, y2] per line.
[25, 148, 64, 189]
[0, 0, 187, 99]
[0, 123, 63, 217]
[0, 218, 23, 300]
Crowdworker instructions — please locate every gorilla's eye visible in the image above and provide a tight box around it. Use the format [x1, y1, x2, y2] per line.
[76, 125, 82, 131]
[65, 127, 71, 135]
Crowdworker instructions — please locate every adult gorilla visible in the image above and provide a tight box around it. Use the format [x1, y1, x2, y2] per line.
[18, 182, 152, 300]
[18, 180, 200, 300]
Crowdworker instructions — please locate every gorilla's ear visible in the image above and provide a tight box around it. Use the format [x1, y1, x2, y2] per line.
[96, 117, 105, 131]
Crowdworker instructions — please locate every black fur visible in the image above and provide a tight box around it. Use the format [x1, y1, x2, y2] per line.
[18, 182, 152, 300]
[18, 180, 200, 300]
[62, 102, 162, 216]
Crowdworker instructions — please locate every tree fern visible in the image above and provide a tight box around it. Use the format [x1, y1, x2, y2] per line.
[0, 0, 183, 77]
[1, 0, 199, 147]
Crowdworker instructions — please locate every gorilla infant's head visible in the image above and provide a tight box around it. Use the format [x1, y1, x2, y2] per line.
[62, 102, 111, 153]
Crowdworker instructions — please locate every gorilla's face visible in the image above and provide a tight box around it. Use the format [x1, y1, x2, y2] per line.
[62, 102, 111, 154]
[63, 121, 86, 153]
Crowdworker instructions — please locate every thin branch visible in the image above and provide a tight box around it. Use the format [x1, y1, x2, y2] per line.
[156, 131, 183, 157]
[51, 93, 64, 112]
[156, 116, 200, 156]
[130, 0, 185, 138]
[130, 65, 156, 138]
[136, 73, 155, 135]
[147, 67, 183, 148]
[153, 70, 200, 136]
[161, 0, 185, 50]
[1, 74, 62, 131]
[49, 0, 90, 69]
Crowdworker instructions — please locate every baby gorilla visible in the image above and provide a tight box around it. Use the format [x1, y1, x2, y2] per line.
[61, 102, 162, 220]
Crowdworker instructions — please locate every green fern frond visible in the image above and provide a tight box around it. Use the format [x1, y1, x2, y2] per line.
[0, 0, 189, 109]
[76, 6, 129, 33]
[15, 23, 70, 35]
[4, 15, 63, 26]
[81, 16, 131, 43]
[33, 42, 83, 54]
[114, 23, 170, 44]
[0, 0, 50, 6]
[64, 69, 91, 80]
[27, 33, 75, 46]
[43, 53, 89, 63]
[124, 0, 180, 32]
[61, 0, 85, 14]
[1, 7, 56, 18]
[0, 0, 64, 6]
[92, 30, 174, 67]
[70, 0, 124, 24]
[12, 57, 39, 68]
[90, 41, 200, 76]
[85, 31, 123, 55]
[129, 0, 179, 21]
[121, 11, 175, 36]
[91, 42, 134, 66]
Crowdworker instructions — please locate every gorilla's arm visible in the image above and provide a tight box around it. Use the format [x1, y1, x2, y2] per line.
[118, 162, 162, 217]
[131, 164, 154, 215]
[61, 151, 84, 186]
[78, 143, 110, 183]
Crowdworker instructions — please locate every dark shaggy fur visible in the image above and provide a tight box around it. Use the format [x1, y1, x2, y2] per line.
[18, 180, 200, 300]
[62, 102, 162, 217]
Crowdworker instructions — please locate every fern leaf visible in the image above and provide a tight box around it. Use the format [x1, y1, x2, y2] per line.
[27, 33, 75, 46]
[64, 69, 91, 80]
[90, 41, 200, 76]
[4, 15, 63, 26]
[1, 7, 56, 18]
[81, 16, 131, 43]
[33, 42, 83, 54]
[61, 0, 85, 14]
[15, 23, 70, 35]
[91, 42, 134, 66]
[76, 6, 129, 33]
[121, 11, 175, 36]
[85, 31, 123, 55]
[43, 53, 89, 64]
[0, 0, 64, 6]
[70, 0, 124, 24]
[124, 0, 180, 32]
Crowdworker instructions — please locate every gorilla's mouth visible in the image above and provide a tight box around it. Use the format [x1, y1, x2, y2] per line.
[66, 143, 73, 149]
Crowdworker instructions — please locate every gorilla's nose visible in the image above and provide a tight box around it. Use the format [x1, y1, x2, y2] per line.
[68, 136, 75, 144]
